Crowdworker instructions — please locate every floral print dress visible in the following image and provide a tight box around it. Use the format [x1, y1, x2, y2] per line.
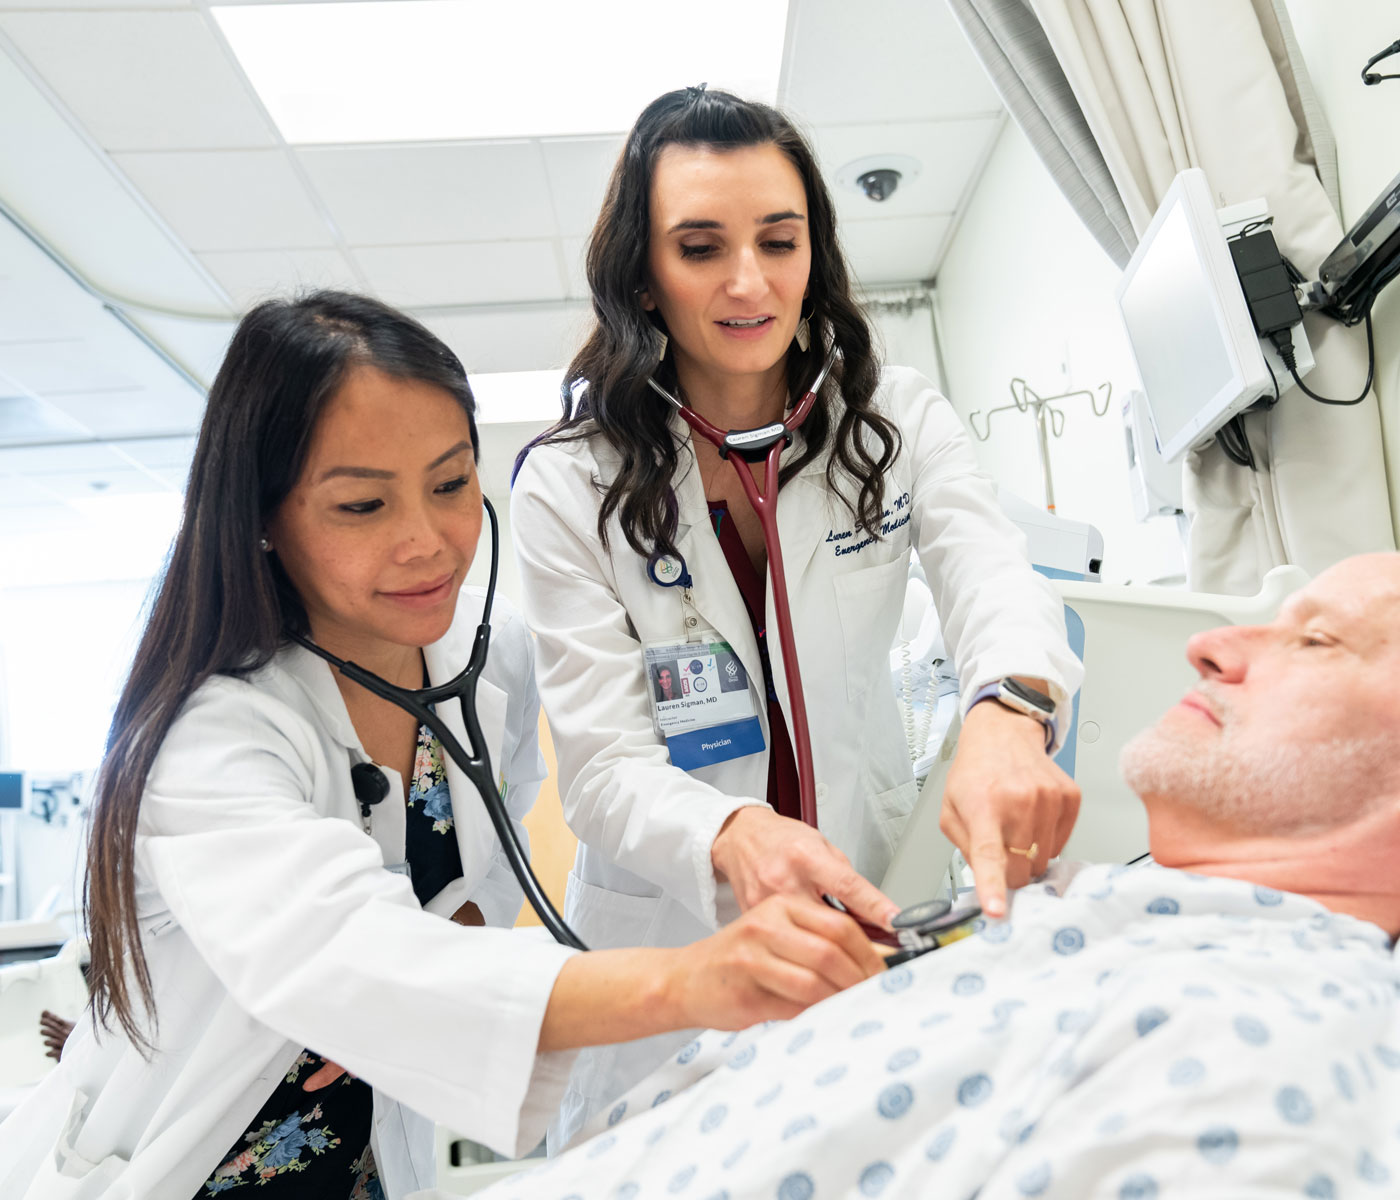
[198, 724, 461, 1199]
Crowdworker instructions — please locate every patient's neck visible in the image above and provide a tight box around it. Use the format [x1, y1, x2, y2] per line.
[1146, 796, 1400, 940]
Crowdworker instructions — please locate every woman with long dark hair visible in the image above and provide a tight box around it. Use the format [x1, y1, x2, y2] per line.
[0, 291, 882, 1199]
[511, 87, 1085, 1143]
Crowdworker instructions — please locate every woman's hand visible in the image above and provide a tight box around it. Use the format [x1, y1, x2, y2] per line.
[538, 894, 885, 1052]
[302, 1058, 350, 1091]
[38, 1010, 74, 1060]
[711, 805, 900, 931]
[939, 697, 1080, 919]
[667, 894, 886, 1029]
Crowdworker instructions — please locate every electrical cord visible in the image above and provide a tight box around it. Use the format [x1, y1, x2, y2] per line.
[1215, 415, 1256, 470]
[1269, 312, 1376, 406]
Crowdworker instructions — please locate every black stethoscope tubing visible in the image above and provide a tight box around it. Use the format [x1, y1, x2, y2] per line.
[289, 493, 588, 951]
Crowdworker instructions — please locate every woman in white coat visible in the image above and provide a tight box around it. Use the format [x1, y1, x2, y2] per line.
[511, 87, 1086, 1144]
[0, 293, 883, 1200]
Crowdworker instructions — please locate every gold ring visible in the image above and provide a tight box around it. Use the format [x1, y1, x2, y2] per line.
[1007, 842, 1039, 861]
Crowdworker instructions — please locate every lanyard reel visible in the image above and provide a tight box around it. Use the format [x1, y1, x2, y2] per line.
[289, 494, 587, 951]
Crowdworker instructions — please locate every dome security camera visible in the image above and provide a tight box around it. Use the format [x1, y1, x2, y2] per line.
[837, 154, 921, 204]
[856, 168, 902, 202]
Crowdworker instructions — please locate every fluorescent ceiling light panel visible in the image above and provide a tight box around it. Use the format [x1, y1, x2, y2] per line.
[214, 1, 790, 144]
[470, 369, 564, 425]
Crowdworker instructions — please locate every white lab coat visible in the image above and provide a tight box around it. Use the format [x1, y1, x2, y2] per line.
[0, 589, 579, 1200]
[511, 366, 1083, 1144]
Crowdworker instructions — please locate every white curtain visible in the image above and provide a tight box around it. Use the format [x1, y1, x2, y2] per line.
[948, 0, 1395, 592]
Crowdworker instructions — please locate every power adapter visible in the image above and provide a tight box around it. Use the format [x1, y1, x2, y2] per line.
[1229, 229, 1302, 337]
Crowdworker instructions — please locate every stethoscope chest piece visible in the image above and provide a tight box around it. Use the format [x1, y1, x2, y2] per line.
[884, 897, 984, 968]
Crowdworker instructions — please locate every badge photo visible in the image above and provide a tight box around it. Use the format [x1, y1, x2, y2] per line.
[651, 659, 682, 703]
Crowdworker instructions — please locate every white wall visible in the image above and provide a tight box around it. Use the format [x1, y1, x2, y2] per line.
[867, 290, 944, 390]
[1283, 0, 1400, 535]
[933, 120, 1185, 585]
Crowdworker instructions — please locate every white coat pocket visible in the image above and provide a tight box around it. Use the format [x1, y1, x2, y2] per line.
[563, 871, 663, 951]
[833, 556, 910, 701]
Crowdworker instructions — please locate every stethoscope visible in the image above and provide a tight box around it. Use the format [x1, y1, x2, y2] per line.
[645, 347, 837, 829]
[289, 494, 587, 951]
[646, 347, 982, 960]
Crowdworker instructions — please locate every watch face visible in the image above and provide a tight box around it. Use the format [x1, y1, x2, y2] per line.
[1002, 678, 1055, 715]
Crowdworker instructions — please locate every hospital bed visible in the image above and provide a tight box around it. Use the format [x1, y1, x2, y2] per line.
[881, 564, 1309, 907]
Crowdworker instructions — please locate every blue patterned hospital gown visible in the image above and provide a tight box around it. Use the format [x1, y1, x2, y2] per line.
[482, 862, 1400, 1199]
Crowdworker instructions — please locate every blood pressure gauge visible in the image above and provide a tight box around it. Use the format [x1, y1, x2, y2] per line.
[883, 897, 984, 968]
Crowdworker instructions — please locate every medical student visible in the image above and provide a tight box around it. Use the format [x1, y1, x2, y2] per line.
[511, 87, 1085, 1144]
[0, 293, 885, 1200]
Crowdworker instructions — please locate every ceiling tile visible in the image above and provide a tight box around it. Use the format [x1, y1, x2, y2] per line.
[299, 142, 556, 245]
[28, 466, 170, 502]
[0, 440, 129, 475]
[131, 315, 237, 389]
[196, 248, 362, 310]
[0, 10, 275, 151]
[0, 54, 232, 314]
[0, 473, 59, 508]
[112, 149, 336, 252]
[840, 215, 953, 287]
[111, 436, 197, 471]
[782, 0, 1003, 125]
[541, 137, 623, 238]
[44, 388, 205, 440]
[0, 340, 140, 394]
[817, 118, 1001, 221]
[0, 392, 91, 443]
[353, 241, 566, 308]
[0, 1, 191, 8]
[561, 237, 589, 300]
[421, 305, 591, 376]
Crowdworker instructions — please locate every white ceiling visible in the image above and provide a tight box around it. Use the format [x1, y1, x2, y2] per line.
[0, 0, 1003, 532]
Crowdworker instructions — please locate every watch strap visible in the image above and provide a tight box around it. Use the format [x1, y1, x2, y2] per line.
[967, 681, 1056, 752]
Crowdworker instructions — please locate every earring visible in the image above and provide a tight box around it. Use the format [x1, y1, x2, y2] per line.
[794, 318, 811, 353]
[259, 536, 272, 552]
[794, 302, 814, 353]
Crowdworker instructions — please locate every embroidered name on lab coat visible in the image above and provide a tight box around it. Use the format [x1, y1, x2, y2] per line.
[825, 493, 911, 556]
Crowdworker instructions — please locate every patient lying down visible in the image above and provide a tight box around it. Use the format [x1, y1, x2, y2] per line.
[480, 553, 1400, 1199]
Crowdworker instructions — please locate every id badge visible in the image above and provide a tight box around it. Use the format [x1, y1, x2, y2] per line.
[644, 637, 765, 770]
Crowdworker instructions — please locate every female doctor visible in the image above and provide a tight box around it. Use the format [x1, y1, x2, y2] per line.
[0, 292, 884, 1200]
[511, 87, 1085, 1143]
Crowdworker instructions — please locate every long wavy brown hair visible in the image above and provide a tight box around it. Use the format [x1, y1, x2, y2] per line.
[85, 291, 478, 1049]
[515, 86, 900, 561]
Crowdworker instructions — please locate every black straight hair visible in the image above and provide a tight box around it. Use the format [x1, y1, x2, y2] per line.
[85, 290, 478, 1048]
[515, 85, 900, 561]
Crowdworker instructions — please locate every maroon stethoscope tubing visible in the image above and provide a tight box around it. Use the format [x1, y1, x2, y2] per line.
[648, 349, 837, 830]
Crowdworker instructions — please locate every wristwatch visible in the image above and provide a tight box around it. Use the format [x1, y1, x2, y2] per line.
[967, 678, 1058, 751]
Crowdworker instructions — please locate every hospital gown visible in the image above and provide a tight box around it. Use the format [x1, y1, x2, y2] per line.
[475, 862, 1400, 1199]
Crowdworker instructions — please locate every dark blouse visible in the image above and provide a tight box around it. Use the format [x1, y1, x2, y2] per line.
[708, 500, 802, 822]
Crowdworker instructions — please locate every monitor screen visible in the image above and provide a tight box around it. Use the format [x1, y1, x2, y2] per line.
[1116, 169, 1270, 462]
[1119, 202, 1236, 451]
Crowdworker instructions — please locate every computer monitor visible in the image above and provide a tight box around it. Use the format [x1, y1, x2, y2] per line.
[1115, 169, 1273, 463]
[0, 771, 26, 810]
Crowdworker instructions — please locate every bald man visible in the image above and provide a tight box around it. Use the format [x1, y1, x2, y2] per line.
[458, 554, 1400, 1200]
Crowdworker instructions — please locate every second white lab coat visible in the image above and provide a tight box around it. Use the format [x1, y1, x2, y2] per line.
[511, 366, 1083, 1144]
[0, 590, 579, 1200]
